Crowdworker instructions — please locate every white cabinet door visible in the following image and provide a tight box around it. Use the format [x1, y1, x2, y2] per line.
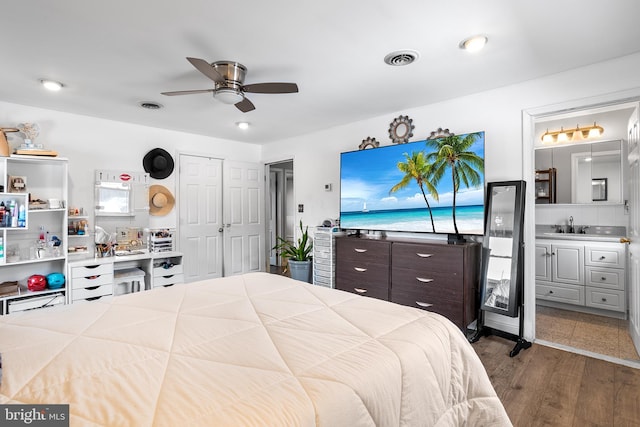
[551, 243, 584, 285]
[535, 242, 552, 281]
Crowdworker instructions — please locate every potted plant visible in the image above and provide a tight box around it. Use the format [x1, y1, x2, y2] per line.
[273, 220, 313, 283]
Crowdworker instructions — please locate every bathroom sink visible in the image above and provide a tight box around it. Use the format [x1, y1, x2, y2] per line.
[540, 232, 625, 242]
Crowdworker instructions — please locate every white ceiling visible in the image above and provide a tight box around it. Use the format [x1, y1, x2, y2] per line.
[2, 1, 640, 145]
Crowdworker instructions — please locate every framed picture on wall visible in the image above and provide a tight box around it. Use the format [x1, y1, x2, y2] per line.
[8, 175, 27, 193]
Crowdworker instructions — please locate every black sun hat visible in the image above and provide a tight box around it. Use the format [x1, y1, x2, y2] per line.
[143, 148, 174, 179]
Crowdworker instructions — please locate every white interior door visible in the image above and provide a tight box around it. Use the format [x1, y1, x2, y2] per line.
[627, 106, 640, 356]
[223, 160, 265, 276]
[179, 154, 224, 282]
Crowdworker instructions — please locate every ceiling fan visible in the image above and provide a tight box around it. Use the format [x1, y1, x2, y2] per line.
[161, 57, 298, 112]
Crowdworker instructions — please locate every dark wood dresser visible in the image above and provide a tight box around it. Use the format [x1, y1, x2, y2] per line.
[335, 236, 480, 330]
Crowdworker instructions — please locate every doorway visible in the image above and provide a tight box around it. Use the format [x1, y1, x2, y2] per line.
[267, 160, 294, 273]
[528, 99, 640, 366]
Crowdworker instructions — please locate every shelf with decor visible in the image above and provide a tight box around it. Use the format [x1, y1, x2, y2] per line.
[535, 168, 557, 204]
[0, 155, 69, 314]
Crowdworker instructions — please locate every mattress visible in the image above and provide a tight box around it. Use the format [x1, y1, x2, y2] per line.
[0, 272, 511, 426]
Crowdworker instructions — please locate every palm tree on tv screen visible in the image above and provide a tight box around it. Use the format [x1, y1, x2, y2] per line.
[389, 151, 439, 232]
[425, 133, 484, 235]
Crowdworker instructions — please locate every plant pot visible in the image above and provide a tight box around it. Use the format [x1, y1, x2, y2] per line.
[288, 259, 312, 283]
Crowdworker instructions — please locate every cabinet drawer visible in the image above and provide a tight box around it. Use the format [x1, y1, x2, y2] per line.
[71, 263, 113, 278]
[586, 267, 625, 290]
[585, 245, 625, 268]
[336, 238, 390, 264]
[73, 284, 113, 300]
[391, 291, 463, 327]
[336, 281, 389, 300]
[392, 242, 463, 273]
[335, 263, 389, 288]
[392, 268, 463, 300]
[153, 273, 184, 288]
[536, 281, 585, 306]
[586, 287, 625, 312]
[72, 273, 114, 289]
[153, 263, 183, 277]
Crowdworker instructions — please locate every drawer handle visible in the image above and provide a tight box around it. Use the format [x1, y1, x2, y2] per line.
[354, 267, 367, 272]
[86, 296, 103, 301]
[601, 297, 607, 302]
[354, 288, 367, 294]
[601, 277, 607, 281]
[599, 256, 606, 260]
[548, 290, 554, 294]
[86, 286, 100, 291]
[416, 301, 433, 308]
[354, 248, 367, 253]
[162, 275, 175, 279]
[84, 275, 100, 280]
[416, 253, 433, 258]
[416, 277, 434, 283]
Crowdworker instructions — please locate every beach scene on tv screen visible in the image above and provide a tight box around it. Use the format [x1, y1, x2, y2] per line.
[340, 131, 485, 235]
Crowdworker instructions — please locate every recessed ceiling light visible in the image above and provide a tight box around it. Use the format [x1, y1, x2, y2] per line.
[139, 101, 163, 110]
[40, 79, 63, 91]
[459, 35, 488, 53]
[383, 50, 420, 66]
[236, 122, 250, 130]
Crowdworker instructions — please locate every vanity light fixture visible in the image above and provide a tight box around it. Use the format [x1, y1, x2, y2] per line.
[40, 79, 63, 91]
[540, 122, 604, 143]
[459, 35, 488, 53]
[236, 121, 250, 130]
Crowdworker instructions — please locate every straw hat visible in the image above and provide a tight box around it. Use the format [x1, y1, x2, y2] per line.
[149, 185, 175, 216]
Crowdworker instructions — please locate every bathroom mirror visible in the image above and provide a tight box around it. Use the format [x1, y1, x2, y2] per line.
[480, 180, 526, 317]
[534, 140, 623, 204]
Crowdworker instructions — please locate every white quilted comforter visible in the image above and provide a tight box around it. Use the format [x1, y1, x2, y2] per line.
[0, 272, 511, 426]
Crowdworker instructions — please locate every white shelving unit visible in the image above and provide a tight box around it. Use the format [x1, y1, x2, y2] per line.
[0, 155, 68, 314]
[312, 227, 343, 288]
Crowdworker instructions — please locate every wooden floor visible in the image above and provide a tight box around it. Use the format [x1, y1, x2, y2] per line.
[472, 336, 640, 427]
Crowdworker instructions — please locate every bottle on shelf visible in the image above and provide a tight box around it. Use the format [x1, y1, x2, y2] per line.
[17, 204, 25, 227]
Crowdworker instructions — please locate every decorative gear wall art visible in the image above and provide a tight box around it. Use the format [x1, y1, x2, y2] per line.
[427, 127, 455, 140]
[359, 136, 379, 150]
[388, 115, 414, 144]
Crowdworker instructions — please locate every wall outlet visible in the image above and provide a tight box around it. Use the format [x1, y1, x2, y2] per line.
[298, 204, 304, 213]
[324, 183, 332, 191]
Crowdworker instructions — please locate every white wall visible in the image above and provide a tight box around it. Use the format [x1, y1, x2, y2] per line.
[262, 52, 640, 338]
[0, 102, 262, 231]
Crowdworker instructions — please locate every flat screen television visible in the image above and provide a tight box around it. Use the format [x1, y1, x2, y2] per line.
[339, 131, 485, 236]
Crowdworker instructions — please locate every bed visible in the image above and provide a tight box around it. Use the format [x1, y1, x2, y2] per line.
[0, 272, 511, 426]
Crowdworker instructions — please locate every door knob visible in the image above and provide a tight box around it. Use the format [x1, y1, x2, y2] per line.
[218, 227, 224, 232]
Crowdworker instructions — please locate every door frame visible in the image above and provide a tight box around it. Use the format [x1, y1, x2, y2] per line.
[523, 88, 640, 345]
[264, 157, 295, 271]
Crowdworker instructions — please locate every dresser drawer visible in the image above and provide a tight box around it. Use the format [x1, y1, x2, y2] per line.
[336, 279, 389, 300]
[392, 268, 463, 300]
[391, 290, 464, 327]
[73, 284, 113, 300]
[336, 238, 391, 265]
[536, 282, 585, 306]
[153, 263, 183, 277]
[335, 262, 389, 288]
[586, 287, 625, 312]
[586, 267, 625, 290]
[71, 263, 113, 278]
[153, 273, 184, 288]
[72, 273, 114, 289]
[585, 245, 625, 268]
[392, 242, 463, 273]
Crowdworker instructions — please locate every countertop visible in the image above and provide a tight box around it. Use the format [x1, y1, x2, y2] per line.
[68, 251, 183, 267]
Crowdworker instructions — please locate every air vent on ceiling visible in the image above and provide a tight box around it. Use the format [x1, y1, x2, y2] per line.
[384, 50, 420, 66]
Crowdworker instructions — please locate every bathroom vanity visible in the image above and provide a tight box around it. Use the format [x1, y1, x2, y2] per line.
[535, 227, 628, 318]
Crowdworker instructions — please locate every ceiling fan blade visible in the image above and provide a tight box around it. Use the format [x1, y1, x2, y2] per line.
[186, 57, 225, 83]
[242, 82, 298, 94]
[235, 97, 255, 113]
[161, 89, 214, 96]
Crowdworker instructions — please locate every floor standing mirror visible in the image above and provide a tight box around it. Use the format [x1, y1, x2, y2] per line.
[471, 180, 530, 356]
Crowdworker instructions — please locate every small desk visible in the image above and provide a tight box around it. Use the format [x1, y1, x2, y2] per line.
[67, 251, 183, 303]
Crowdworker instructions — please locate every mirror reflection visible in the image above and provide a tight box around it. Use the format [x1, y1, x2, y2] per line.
[534, 140, 622, 204]
[483, 185, 517, 312]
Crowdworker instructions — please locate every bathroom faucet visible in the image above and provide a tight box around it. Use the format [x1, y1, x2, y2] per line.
[568, 216, 575, 233]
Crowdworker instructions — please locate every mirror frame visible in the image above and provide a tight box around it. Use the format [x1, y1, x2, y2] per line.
[479, 180, 526, 317]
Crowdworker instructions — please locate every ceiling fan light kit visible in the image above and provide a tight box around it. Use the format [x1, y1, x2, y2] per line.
[161, 57, 298, 113]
